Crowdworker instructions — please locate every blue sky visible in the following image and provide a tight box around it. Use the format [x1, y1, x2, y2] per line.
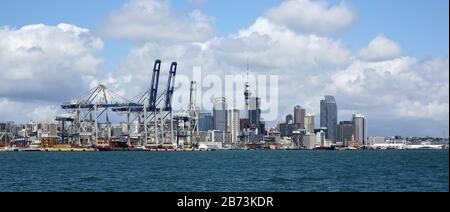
[1, 0, 448, 60]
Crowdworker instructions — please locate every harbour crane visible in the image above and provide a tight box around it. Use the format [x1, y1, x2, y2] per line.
[60, 59, 179, 149]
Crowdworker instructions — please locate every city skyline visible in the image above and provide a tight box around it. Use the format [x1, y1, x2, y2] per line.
[0, 0, 449, 137]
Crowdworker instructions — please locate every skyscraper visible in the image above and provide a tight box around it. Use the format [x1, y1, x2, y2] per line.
[227, 109, 240, 144]
[353, 114, 368, 146]
[213, 98, 228, 132]
[294, 105, 306, 128]
[337, 121, 353, 146]
[249, 97, 261, 130]
[305, 113, 315, 133]
[320, 96, 338, 144]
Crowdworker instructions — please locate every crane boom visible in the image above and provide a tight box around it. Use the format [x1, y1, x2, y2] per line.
[164, 62, 177, 111]
[149, 60, 161, 110]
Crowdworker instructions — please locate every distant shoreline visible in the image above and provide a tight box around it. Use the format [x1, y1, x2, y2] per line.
[1, 148, 448, 153]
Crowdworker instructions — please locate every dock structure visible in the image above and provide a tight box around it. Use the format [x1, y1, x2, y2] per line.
[57, 60, 181, 150]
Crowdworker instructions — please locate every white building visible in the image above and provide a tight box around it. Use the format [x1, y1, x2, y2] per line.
[227, 109, 240, 145]
[304, 113, 315, 134]
[368, 136, 386, 146]
[303, 133, 317, 149]
[316, 130, 327, 147]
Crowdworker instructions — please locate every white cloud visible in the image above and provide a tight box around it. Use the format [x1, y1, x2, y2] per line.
[0, 98, 59, 123]
[265, 0, 355, 35]
[0, 23, 105, 122]
[327, 57, 449, 122]
[358, 34, 402, 61]
[394, 100, 449, 121]
[218, 18, 352, 70]
[98, 0, 215, 43]
[29, 105, 60, 123]
[102, 15, 449, 134]
[100, 17, 352, 122]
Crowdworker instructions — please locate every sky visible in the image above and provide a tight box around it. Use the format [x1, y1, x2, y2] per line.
[0, 0, 448, 137]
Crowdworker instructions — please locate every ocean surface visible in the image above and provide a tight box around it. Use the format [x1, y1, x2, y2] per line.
[0, 150, 448, 192]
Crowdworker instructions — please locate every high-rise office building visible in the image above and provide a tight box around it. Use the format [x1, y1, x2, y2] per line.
[213, 98, 228, 132]
[320, 96, 338, 144]
[249, 97, 261, 130]
[294, 105, 306, 128]
[198, 113, 214, 132]
[305, 113, 315, 133]
[278, 123, 303, 137]
[337, 121, 353, 146]
[227, 109, 240, 144]
[286, 114, 293, 124]
[353, 114, 368, 146]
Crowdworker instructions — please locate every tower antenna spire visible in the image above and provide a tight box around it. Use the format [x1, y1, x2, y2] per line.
[244, 58, 251, 119]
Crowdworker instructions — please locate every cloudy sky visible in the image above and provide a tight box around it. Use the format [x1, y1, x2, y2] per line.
[0, 0, 448, 137]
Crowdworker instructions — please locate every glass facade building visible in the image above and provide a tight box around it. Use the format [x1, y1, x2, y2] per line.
[337, 121, 353, 146]
[198, 113, 214, 132]
[320, 96, 338, 144]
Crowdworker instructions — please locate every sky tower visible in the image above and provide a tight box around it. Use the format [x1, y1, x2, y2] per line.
[244, 63, 251, 119]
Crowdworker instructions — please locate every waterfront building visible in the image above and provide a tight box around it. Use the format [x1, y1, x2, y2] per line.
[208, 130, 231, 145]
[315, 129, 327, 147]
[0, 121, 15, 133]
[320, 96, 338, 144]
[227, 109, 240, 144]
[240, 118, 250, 131]
[26, 121, 37, 133]
[303, 133, 317, 149]
[337, 121, 353, 147]
[249, 97, 261, 129]
[36, 123, 58, 138]
[294, 105, 306, 128]
[111, 125, 123, 137]
[368, 136, 386, 146]
[353, 114, 368, 146]
[279, 123, 303, 137]
[213, 98, 228, 132]
[259, 121, 266, 136]
[198, 113, 214, 132]
[304, 113, 315, 134]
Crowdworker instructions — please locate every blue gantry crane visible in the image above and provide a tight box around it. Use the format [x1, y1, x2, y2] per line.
[59, 59, 179, 148]
[164, 62, 177, 112]
[149, 59, 161, 111]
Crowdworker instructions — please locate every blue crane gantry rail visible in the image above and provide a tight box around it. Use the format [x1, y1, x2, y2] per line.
[62, 59, 178, 116]
[111, 60, 178, 113]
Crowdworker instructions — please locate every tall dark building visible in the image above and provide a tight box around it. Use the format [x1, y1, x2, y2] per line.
[259, 122, 266, 136]
[213, 98, 228, 132]
[320, 96, 338, 144]
[248, 97, 261, 127]
[285, 114, 293, 124]
[240, 119, 250, 131]
[279, 123, 302, 137]
[337, 121, 353, 146]
[294, 105, 306, 128]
